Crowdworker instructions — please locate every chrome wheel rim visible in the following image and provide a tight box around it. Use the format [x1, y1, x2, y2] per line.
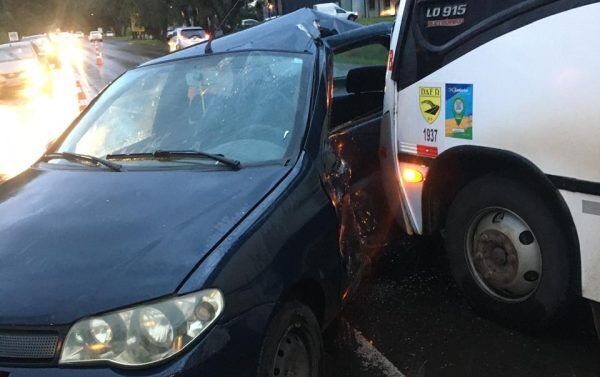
[465, 207, 542, 303]
[271, 325, 311, 377]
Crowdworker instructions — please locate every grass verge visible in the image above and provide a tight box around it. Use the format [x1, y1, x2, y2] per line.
[358, 16, 395, 25]
[112, 36, 166, 48]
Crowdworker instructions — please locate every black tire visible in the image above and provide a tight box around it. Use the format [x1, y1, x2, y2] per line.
[445, 174, 577, 331]
[258, 301, 323, 377]
[348, 15, 358, 21]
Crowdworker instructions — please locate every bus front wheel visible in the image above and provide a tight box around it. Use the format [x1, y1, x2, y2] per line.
[445, 173, 577, 331]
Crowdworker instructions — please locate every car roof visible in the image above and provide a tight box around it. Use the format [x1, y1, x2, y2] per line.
[143, 8, 360, 66]
[22, 34, 47, 40]
[0, 41, 34, 49]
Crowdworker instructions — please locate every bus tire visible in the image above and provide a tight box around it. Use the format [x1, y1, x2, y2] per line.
[445, 173, 576, 331]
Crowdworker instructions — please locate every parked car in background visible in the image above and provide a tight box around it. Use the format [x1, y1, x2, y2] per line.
[314, 2, 358, 21]
[168, 27, 209, 52]
[237, 18, 260, 30]
[263, 15, 281, 22]
[106, 31, 115, 37]
[0, 41, 49, 96]
[0, 10, 392, 376]
[166, 26, 176, 40]
[21, 34, 60, 68]
[88, 30, 103, 42]
[74, 31, 84, 38]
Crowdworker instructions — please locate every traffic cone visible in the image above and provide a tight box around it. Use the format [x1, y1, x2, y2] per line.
[96, 52, 104, 66]
[76, 80, 87, 112]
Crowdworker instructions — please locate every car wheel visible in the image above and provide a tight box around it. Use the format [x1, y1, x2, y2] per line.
[445, 174, 576, 331]
[258, 301, 322, 377]
[348, 15, 357, 21]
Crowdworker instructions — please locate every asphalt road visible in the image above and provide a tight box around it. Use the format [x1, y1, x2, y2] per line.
[326, 237, 600, 377]
[1, 38, 598, 377]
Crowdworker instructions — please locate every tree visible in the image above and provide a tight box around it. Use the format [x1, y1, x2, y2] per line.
[0, 0, 253, 42]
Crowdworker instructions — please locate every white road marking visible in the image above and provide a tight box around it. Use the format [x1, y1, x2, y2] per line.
[353, 328, 406, 377]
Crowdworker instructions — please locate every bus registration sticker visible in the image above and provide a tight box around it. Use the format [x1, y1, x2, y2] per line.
[419, 87, 441, 124]
[445, 84, 473, 140]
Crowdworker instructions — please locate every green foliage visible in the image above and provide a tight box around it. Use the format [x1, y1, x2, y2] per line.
[0, 0, 256, 41]
[357, 16, 395, 25]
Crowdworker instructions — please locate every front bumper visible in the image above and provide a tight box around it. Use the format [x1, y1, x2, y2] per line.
[1, 303, 275, 377]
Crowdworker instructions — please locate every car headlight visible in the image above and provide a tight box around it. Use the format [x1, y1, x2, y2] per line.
[60, 289, 224, 367]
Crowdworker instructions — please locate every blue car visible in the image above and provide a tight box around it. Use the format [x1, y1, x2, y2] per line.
[0, 10, 392, 377]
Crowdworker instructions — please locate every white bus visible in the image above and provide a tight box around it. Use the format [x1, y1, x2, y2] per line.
[381, 0, 600, 331]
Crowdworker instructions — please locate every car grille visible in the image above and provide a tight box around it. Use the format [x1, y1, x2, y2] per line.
[0, 332, 59, 360]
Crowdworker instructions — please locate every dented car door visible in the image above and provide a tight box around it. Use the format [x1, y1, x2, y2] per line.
[321, 23, 395, 296]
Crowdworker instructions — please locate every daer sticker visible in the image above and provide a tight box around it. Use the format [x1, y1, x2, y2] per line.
[445, 83, 473, 140]
[419, 87, 441, 124]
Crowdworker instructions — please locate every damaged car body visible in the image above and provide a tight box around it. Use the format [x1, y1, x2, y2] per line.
[0, 9, 392, 377]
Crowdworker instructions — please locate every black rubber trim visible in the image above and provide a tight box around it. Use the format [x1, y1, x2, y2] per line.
[547, 175, 600, 196]
[397, 152, 433, 166]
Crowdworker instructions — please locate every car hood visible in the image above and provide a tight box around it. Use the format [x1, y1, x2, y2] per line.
[0, 165, 289, 325]
[0, 58, 36, 74]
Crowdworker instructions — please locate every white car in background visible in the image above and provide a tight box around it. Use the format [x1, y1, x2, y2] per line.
[168, 27, 209, 52]
[0, 42, 48, 95]
[106, 31, 115, 37]
[313, 3, 358, 21]
[88, 31, 103, 42]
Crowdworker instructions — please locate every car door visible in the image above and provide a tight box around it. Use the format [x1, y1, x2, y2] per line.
[321, 23, 394, 295]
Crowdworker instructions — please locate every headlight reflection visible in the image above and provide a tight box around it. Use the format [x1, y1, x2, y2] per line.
[60, 289, 224, 367]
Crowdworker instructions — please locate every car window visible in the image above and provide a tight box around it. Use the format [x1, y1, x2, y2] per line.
[0, 45, 35, 62]
[333, 43, 388, 78]
[180, 29, 206, 39]
[58, 51, 312, 167]
[335, 7, 346, 13]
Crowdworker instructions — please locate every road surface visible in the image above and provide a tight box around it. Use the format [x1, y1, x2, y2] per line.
[326, 237, 600, 377]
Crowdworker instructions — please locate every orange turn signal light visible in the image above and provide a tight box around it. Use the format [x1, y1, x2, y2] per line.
[402, 168, 424, 183]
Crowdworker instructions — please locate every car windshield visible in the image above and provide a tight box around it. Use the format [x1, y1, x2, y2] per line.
[180, 29, 206, 39]
[28, 38, 50, 49]
[57, 50, 312, 167]
[0, 45, 35, 62]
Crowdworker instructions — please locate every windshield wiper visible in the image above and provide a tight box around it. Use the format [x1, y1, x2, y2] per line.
[42, 152, 124, 172]
[106, 150, 241, 170]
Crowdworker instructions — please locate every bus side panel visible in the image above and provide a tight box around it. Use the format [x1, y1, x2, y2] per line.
[381, 0, 415, 234]
[391, 3, 600, 232]
[559, 191, 600, 302]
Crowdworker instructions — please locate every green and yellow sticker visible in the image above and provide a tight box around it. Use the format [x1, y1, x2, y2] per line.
[445, 84, 473, 140]
[419, 87, 441, 124]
